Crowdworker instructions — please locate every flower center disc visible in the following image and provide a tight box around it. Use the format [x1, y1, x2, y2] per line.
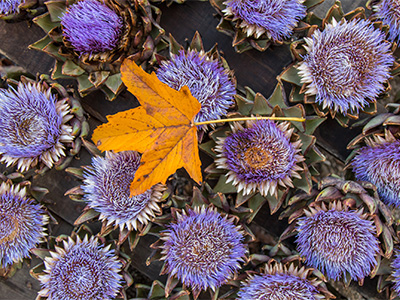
[243, 146, 272, 169]
[0, 214, 19, 243]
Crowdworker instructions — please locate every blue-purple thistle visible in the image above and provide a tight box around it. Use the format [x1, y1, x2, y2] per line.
[38, 235, 123, 300]
[296, 202, 380, 281]
[298, 18, 394, 115]
[372, 0, 400, 43]
[222, 0, 307, 40]
[0, 82, 73, 172]
[215, 120, 303, 196]
[238, 273, 319, 300]
[156, 50, 235, 128]
[391, 249, 400, 296]
[61, 0, 123, 54]
[352, 139, 400, 207]
[0, 0, 22, 15]
[0, 182, 48, 268]
[82, 151, 165, 231]
[160, 206, 246, 294]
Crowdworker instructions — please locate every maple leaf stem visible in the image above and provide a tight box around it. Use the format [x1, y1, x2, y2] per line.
[193, 116, 306, 126]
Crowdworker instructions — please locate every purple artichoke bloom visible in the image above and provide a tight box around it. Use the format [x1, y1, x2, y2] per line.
[298, 18, 394, 115]
[372, 0, 400, 43]
[0, 0, 22, 15]
[222, 0, 307, 40]
[156, 50, 235, 129]
[0, 82, 73, 172]
[38, 235, 123, 300]
[238, 273, 320, 300]
[391, 249, 400, 296]
[296, 202, 380, 281]
[352, 139, 400, 207]
[61, 0, 123, 54]
[215, 120, 303, 196]
[160, 206, 246, 294]
[0, 182, 48, 268]
[82, 151, 165, 231]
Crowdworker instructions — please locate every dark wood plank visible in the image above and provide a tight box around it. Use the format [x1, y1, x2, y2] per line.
[0, 20, 54, 75]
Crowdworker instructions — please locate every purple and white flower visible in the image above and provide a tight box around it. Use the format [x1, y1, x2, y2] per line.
[298, 18, 393, 115]
[82, 151, 165, 231]
[0, 82, 73, 172]
[38, 235, 123, 300]
[157, 50, 235, 128]
[160, 206, 246, 294]
[215, 119, 303, 196]
[0, 182, 48, 268]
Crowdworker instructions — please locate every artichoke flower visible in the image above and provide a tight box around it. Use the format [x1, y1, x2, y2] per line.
[347, 104, 400, 209]
[0, 181, 49, 278]
[210, 0, 322, 53]
[202, 84, 325, 217]
[150, 205, 247, 299]
[238, 261, 334, 299]
[30, 0, 165, 101]
[31, 231, 132, 300]
[278, 1, 397, 127]
[65, 149, 167, 250]
[156, 32, 236, 131]
[0, 75, 87, 173]
[280, 176, 395, 286]
[367, 0, 400, 43]
[0, 0, 46, 21]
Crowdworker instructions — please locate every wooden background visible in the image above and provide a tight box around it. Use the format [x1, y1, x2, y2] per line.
[0, 0, 389, 299]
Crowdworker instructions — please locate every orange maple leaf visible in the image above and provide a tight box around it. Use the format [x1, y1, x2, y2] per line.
[92, 58, 202, 196]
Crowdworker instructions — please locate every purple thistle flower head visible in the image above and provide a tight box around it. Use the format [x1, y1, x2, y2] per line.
[298, 18, 394, 115]
[0, 182, 48, 268]
[61, 0, 123, 54]
[0, 0, 22, 15]
[372, 0, 400, 43]
[352, 138, 400, 207]
[38, 235, 123, 300]
[391, 249, 400, 296]
[222, 0, 307, 40]
[156, 50, 235, 129]
[160, 206, 246, 294]
[238, 273, 320, 299]
[0, 82, 73, 172]
[82, 151, 165, 231]
[215, 119, 304, 196]
[296, 202, 380, 281]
